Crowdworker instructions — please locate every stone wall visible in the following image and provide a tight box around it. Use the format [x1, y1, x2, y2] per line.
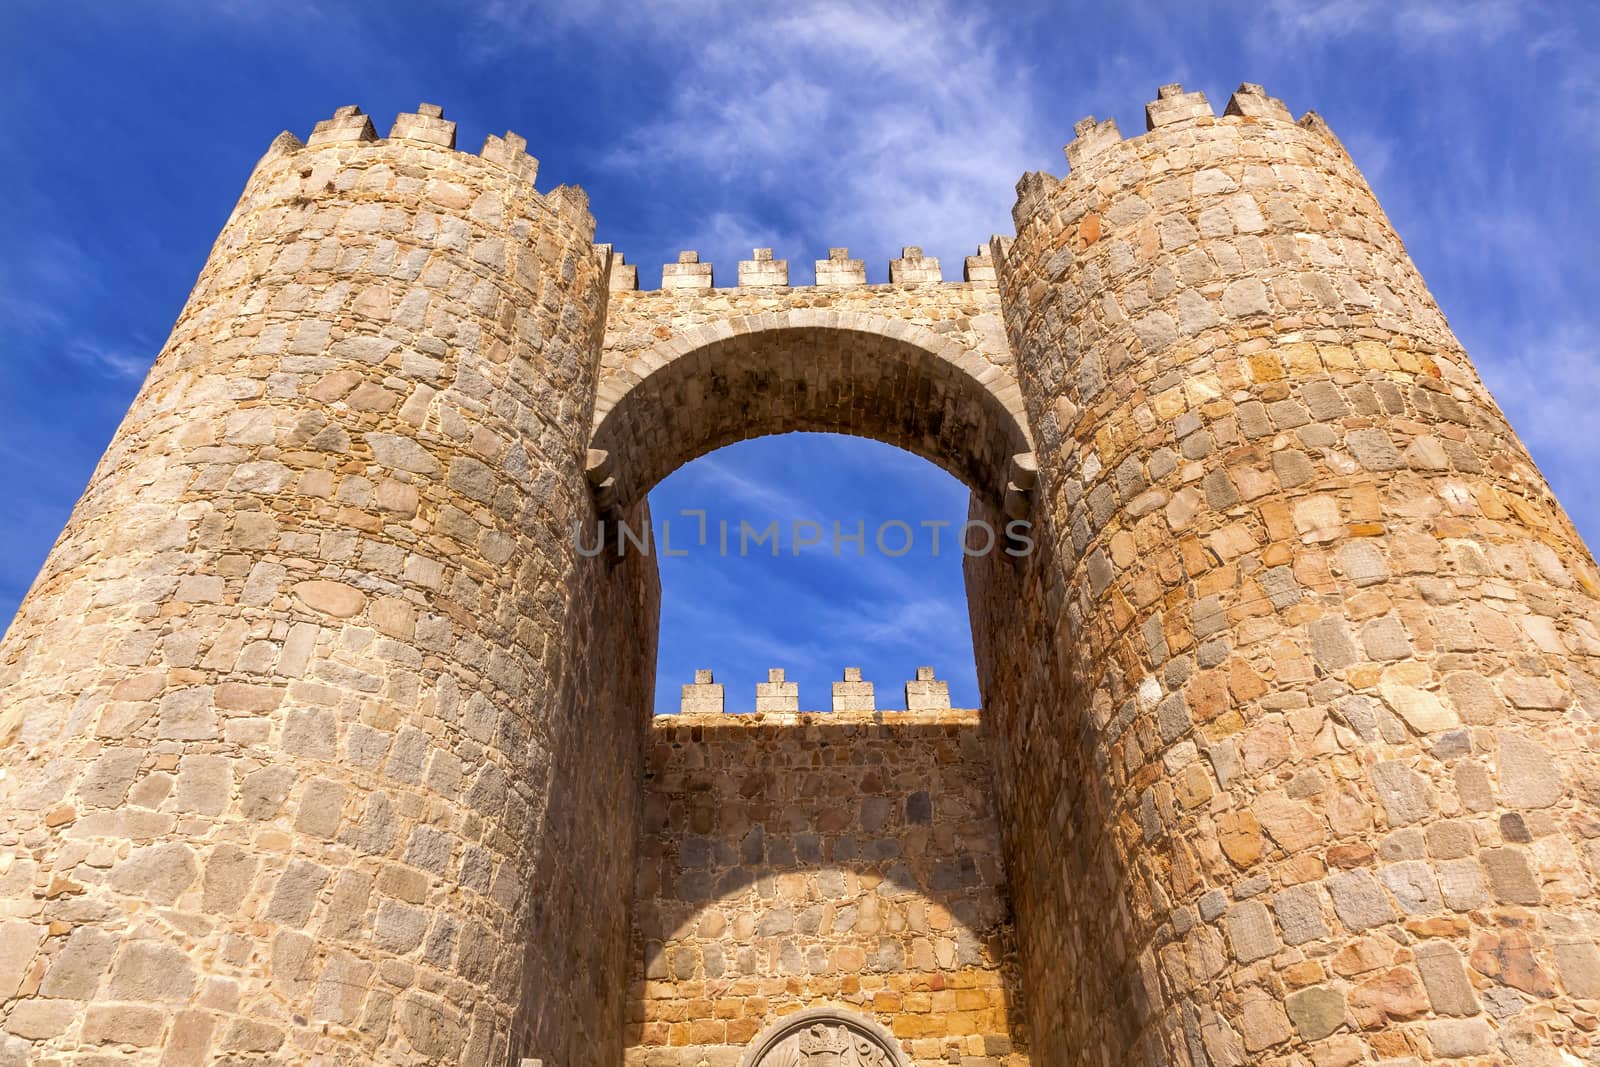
[0, 104, 654, 1066]
[601, 246, 1012, 381]
[627, 707, 1029, 1067]
[592, 248, 1033, 515]
[990, 82, 1600, 1065]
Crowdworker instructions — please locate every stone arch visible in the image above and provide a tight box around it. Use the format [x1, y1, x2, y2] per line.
[590, 309, 1033, 509]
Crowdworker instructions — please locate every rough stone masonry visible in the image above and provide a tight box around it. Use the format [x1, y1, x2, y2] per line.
[0, 81, 1596, 1067]
[630, 686, 1028, 1066]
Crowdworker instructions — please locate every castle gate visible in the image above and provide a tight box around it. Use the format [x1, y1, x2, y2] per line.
[592, 239, 1043, 1066]
[1, 83, 1599, 1067]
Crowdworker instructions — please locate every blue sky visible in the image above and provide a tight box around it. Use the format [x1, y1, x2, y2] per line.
[3, 1, 1597, 714]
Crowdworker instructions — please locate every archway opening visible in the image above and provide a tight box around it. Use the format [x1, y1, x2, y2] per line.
[645, 432, 983, 715]
[587, 317, 1041, 1063]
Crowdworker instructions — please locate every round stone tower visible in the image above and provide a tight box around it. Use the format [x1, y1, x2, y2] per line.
[0, 105, 655, 1064]
[993, 83, 1600, 1064]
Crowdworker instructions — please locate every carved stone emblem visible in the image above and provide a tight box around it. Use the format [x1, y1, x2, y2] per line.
[738, 1008, 910, 1067]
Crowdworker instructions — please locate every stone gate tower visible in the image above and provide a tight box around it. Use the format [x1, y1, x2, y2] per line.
[1, 84, 1598, 1067]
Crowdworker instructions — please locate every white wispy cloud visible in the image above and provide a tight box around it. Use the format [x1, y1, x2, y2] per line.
[1257, 0, 1523, 43]
[480, 0, 1042, 268]
[0, 236, 154, 382]
[66, 341, 151, 381]
[665, 211, 805, 284]
[0, 236, 87, 336]
[668, 454, 818, 518]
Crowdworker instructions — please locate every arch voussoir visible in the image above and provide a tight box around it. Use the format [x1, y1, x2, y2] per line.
[591, 307, 1034, 511]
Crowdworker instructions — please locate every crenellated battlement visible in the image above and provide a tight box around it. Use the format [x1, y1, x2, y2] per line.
[276, 106, 1008, 299]
[1007, 81, 1350, 233]
[673, 666, 955, 715]
[603, 242, 999, 293]
[261, 102, 572, 215]
[994, 78, 1403, 362]
[738, 247, 789, 287]
[306, 103, 377, 145]
[816, 246, 866, 286]
[390, 102, 456, 147]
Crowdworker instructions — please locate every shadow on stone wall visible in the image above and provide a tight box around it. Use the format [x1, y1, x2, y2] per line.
[964, 498, 1156, 1066]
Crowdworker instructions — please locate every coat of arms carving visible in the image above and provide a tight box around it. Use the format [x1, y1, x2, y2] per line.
[740, 1009, 908, 1067]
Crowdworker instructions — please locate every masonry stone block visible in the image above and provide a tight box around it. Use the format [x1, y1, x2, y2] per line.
[1429, 1017, 1494, 1057]
[1226, 900, 1278, 963]
[832, 667, 876, 712]
[3, 1000, 77, 1040]
[0, 924, 44, 1002]
[1497, 730, 1563, 808]
[82, 1003, 167, 1046]
[1482, 846, 1543, 904]
[1266, 889, 1326, 954]
[1327, 869, 1398, 931]
[905, 666, 952, 711]
[39, 927, 115, 1001]
[755, 668, 799, 712]
[108, 941, 198, 1004]
[1285, 986, 1345, 1042]
[1415, 940, 1479, 1016]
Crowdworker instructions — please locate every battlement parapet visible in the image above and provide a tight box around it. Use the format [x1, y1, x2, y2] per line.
[255, 129, 305, 171]
[832, 667, 875, 712]
[607, 251, 639, 292]
[668, 667, 959, 715]
[816, 246, 867, 287]
[1063, 116, 1121, 170]
[1145, 82, 1213, 129]
[1002, 80, 1356, 243]
[268, 103, 561, 212]
[658, 706, 982, 730]
[390, 102, 456, 147]
[307, 104, 376, 145]
[738, 247, 789, 287]
[890, 246, 942, 284]
[1052, 82, 1345, 183]
[680, 668, 724, 714]
[545, 183, 592, 229]
[1011, 170, 1061, 230]
[754, 667, 798, 712]
[1296, 108, 1347, 153]
[1225, 82, 1292, 122]
[662, 250, 714, 290]
[602, 244, 996, 294]
[905, 665, 951, 711]
[963, 244, 996, 283]
[480, 129, 540, 183]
